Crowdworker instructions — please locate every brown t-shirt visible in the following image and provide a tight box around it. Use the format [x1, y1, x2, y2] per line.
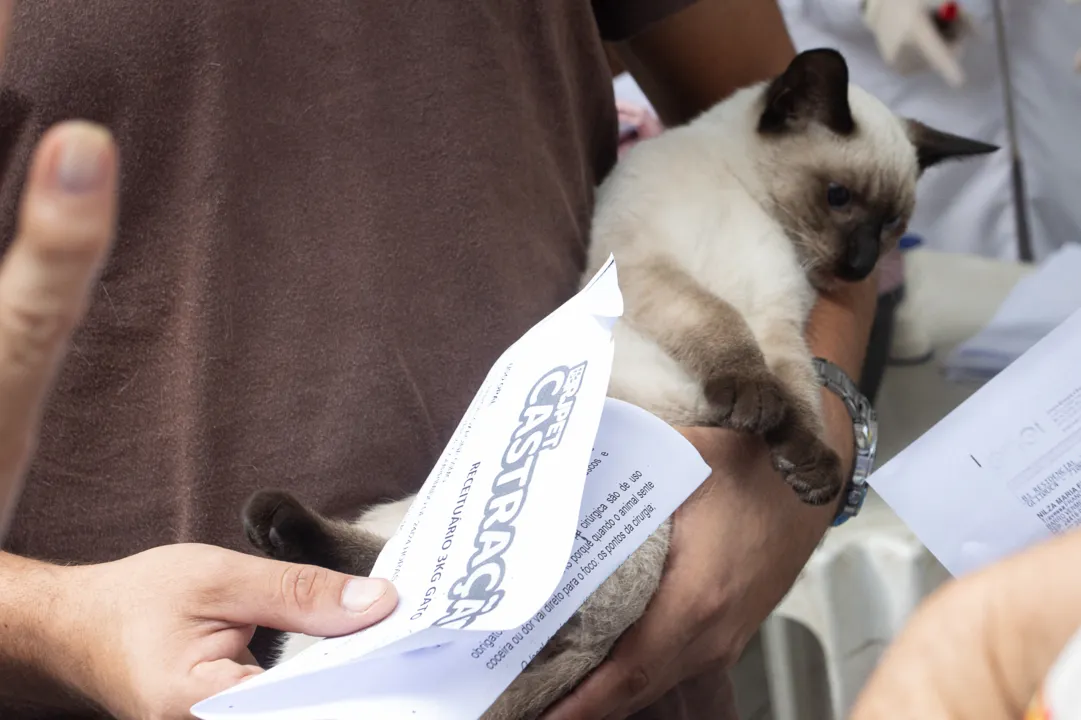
[0, 2, 736, 718]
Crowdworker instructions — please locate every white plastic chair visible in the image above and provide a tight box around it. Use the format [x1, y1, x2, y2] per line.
[762, 492, 950, 719]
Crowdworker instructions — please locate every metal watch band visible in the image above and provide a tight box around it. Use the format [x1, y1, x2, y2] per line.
[811, 357, 878, 527]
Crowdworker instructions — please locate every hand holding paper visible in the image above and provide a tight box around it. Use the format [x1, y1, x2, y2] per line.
[847, 258, 1081, 719]
[191, 258, 713, 720]
[36, 544, 397, 720]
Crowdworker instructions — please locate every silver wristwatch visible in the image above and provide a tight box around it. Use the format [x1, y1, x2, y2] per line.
[812, 357, 878, 527]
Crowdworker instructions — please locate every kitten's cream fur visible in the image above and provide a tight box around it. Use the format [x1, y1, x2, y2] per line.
[241, 49, 996, 720]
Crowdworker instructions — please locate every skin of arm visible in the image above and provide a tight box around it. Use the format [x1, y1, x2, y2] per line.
[853, 525, 1081, 719]
[0, 553, 95, 710]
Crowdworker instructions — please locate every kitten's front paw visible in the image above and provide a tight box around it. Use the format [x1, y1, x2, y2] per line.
[704, 371, 791, 434]
[242, 490, 327, 563]
[766, 424, 844, 506]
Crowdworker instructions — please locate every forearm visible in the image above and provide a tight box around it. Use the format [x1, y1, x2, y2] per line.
[0, 551, 91, 710]
[679, 280, 878, 559]
[808, 277, 879, 475]
[611, 0, 796, 126]
[788, 277, 879, 545]
[978, 526, 1081, 713]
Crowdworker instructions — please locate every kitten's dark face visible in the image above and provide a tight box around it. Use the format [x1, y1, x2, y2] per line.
[755, 49, 998, 290]
[767, 156, 916, 289]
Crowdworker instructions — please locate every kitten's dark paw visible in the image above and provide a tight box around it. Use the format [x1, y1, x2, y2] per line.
[781, 448, 843, 506]
[766, 425, 844, 506]
[242, 490, 327, 563]
[704, 372, 791, 434]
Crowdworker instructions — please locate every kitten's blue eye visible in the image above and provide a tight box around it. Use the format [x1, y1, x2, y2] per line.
[826, 183, 851, 208]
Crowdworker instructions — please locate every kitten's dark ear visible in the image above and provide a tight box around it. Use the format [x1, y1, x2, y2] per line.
[758, 48, 854, 136]
[906, 119, 999, 173]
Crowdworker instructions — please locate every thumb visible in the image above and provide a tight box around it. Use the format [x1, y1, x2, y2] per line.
[211, 553, 398, 638]
[0, 121, 118, 540]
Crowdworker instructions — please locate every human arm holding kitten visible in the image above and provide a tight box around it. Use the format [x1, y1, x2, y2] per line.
[544, 1, 880, 717]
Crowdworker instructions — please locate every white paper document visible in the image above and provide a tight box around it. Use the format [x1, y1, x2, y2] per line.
[191, 257, 711, 720]
[871, 304, 1081, 577]
[945, 244, 1081, 382]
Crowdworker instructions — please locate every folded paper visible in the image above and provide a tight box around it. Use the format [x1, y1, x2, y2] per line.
[872, 303, 1081, 577]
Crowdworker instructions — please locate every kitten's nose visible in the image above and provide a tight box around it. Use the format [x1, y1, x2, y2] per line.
[838, 226, 880, 281]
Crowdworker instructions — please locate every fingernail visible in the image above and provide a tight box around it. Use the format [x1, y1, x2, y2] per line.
[54, 122, 111, 194]
[341, 577, 387, 613]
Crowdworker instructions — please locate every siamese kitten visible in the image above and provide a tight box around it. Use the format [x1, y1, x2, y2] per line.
[241, 49, 996, 720]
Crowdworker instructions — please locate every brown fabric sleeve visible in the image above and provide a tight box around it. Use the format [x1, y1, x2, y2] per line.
[591, 0, 702, 42]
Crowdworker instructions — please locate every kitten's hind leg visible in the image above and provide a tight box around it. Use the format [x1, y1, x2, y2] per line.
[242, 490, 387, 577]
[619, 259, 791, 434]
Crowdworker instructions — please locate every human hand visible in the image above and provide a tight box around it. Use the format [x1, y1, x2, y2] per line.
[0, 7, 398, 715]
[0, 119, 119, 540]
[542, 425, 840, 720]
[0, 0, 119, 540]
[851, 526, 1081, 720]
[37, 543, 398, 720]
